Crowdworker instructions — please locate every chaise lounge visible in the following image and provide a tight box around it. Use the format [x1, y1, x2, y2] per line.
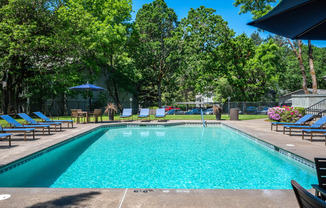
[18, 113, 62, 131]
[0, 126, 35, 142]
[120, 109, 132, 121]
[33, 112, 73, 128]
[283, 116, 326, 136]
[271, 114, 314, 131]
[155, 108, 166, 120]
[0, 115, 51, 135]
[0, 133, 12, 146]
[301, 129, 326, 144]
[138, 108, 150, 121]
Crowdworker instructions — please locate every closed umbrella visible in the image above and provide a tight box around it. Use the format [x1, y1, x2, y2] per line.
[247, 0, 326, 40]
[69, 82, 106, 110]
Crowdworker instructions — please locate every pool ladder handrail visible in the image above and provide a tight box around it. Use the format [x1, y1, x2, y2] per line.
[201, 109, 207, 127]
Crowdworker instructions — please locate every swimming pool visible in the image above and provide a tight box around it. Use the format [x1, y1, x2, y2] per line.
[0, 124, 317, 189]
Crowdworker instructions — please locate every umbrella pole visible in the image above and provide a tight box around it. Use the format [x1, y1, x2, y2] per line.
[87, 90, 89, 111]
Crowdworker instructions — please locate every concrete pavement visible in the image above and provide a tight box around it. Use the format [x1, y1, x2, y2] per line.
[1, 119, 325, 207]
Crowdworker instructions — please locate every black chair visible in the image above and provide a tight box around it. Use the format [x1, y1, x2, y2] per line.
[312, 158, 326, 201]
[291, 180, 326, 208]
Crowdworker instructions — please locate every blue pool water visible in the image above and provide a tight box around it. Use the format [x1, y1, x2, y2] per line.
[0, 125, 317, 189]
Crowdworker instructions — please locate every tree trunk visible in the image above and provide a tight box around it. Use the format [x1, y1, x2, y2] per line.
[104, 55, 123, 113]
[63, 93, 68, 116]
[157, 82, 162, 108]
[308, 40, 318, 94]
[287, 39, 309, 94]
[112, 79, 123, 111]
[108, 109, 114, 120]
[8, 87, 16, 114]
[1, 89, 8, 114]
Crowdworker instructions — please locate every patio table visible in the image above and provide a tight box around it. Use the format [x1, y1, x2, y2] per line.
[77, 111, 91, 123]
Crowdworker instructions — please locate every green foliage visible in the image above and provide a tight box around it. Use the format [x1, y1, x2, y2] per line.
[0, 0, 75, 113]
[131, 0, 179, 107]
[1, 0, 326, 114]
[233, 0, 324, 99]
[216, 35, 282, 101]
[233, 0, 277, 20]
[176, 6, 234, 96]
[0, 0, 133, 113]
[274, 41, 326, 94]
[250, 31, 264, 46]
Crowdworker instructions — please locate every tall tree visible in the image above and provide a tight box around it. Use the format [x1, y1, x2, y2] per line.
[0, 0, 133, 114]
[66, 0, 133, 111]
[131, 0, 179, 107]
[176, 6, 234, 98]
[251, 31, 263, 46]
[0, 0, 72, 113]
[218, 35, 281, 101]
[234, 0, 318, 94]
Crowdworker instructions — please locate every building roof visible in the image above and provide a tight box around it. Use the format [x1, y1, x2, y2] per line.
[278, 89, 326, 99]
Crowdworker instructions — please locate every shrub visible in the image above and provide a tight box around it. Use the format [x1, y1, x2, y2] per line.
[268, 106, 305, 122]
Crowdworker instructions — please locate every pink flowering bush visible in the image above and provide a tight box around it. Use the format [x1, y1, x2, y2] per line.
[268, 106, 305, 122]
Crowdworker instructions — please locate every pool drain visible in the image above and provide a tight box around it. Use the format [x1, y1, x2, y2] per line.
[0, 194, 11, 200]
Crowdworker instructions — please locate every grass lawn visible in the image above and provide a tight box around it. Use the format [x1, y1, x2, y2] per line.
[0, 114, 268, 126]
[162, 114, 268, 120]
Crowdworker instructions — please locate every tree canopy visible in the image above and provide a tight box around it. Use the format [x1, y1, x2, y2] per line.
[1, 0, 325, 113]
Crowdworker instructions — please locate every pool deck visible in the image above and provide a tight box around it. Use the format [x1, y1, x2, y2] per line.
[0, 119, 325, 207]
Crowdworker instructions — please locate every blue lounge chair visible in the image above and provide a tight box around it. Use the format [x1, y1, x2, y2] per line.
[33, 112, 73, 128]
[271, 114, 314, 131]
[155, 108, 166, 120]
[0, 115, 50, 135]
[0, 126, 35, 141]
[120, 109, 132, 121]
[0, 133, 12, 146]
[138, 108, 150, 120]
[301, 129, 326, 143]
[18, 113, 62, 131]
[283, 116, 326, 136]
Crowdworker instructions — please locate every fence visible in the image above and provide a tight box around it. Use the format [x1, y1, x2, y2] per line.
[0, 99, 278, 116]
[175, 101, 279, 115]
[45, 100, 101, 116]
[221, 101, 279, 114]
[41, 100, 280, 116]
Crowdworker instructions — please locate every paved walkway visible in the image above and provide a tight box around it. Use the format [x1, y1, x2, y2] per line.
[224, 119, 326, 161]
[0, 119, 325, 207]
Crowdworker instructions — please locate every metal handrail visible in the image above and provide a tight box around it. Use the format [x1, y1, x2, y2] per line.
[201, 109, 206, 127]
[305, 98, 326, 117]
[305, 98, 326, 110]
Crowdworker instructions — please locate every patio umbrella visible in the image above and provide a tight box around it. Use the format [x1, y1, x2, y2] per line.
[69, 82, 106, 110]
[247, 0, 326, 40]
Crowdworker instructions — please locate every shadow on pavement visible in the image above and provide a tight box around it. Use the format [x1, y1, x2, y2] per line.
[27, 191, 101, 208]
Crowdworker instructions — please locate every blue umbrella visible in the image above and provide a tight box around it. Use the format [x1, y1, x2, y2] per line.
[69, 82, 106, 110]
[69, 82, 106, 91]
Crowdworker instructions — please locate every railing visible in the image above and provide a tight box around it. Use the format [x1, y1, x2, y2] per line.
[305, 98, 326, 117]
[200, 109, 206, 127]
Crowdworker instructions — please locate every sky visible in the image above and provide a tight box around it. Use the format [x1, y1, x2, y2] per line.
[131, 0, 326, 47]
